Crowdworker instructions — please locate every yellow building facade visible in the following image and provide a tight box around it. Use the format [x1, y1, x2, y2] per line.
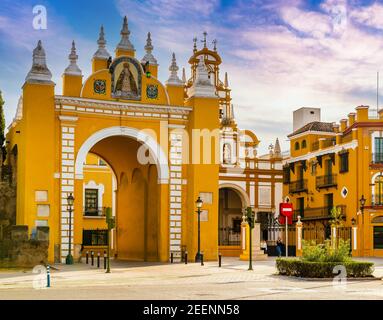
[283, 107, 383, 257]
[6, 17, 283, 263]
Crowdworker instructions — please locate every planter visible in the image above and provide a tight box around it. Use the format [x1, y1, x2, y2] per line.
[276, 258, 374, 278]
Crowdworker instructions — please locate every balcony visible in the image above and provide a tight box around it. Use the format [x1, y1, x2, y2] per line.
[289, 179, 308, 194]
[371, 153, 383, 165]
[316, 174, 337, 189]
[84, 207, 105, 217]
[293, 205, 346, 221]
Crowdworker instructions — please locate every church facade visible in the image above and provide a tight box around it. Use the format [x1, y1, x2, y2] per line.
[5, 17, 283, 263]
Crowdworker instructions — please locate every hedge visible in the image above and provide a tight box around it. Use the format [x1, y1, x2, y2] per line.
[276, 258, 374, 278]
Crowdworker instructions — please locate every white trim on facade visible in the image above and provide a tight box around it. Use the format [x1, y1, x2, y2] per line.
[74, 126, 170, 184]
[285, 140, 358, 164]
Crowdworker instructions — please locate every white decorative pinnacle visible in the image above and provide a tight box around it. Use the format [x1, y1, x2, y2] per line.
[187, 57, 216, 98]
[25, 40, 53, 83]
[93, 25, 110, 60]
[64, 41, 82, 76]
[274, 138, 282, 157]
[166, 53, 183, 86]
[116, 16, 135, 51]
[224, 72, 229, 88]
[141, 32, 157, 65]
[182, 67, 186, 83]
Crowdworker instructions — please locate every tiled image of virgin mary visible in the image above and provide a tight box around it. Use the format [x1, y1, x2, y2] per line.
[110, 57, 142, 100]
[115, 63, 138, 96]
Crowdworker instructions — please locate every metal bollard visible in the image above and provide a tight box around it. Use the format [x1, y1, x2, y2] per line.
[91, 251, 94, 266]
[46, 264, 51, 288]
[97, 252, 100, 268]
[104, 250, 107, 270]
[170, 252, 174, 263]
[184, 251, 188, 264]
[86, 251, 89, 264]
[201, 253, 204, 266]
[219, 253, 222, 268]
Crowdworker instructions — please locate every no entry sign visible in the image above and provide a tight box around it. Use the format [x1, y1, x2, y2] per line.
[279, 203, 293, 225]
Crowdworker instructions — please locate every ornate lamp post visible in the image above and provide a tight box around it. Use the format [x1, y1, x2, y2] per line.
[359, 195, 366, 253]
[66, 193, 74, 265]
[195, 196, 203, 262]
[245, 207, 255, 271]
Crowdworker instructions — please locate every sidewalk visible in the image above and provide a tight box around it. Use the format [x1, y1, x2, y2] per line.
[0, 257, 382, 299]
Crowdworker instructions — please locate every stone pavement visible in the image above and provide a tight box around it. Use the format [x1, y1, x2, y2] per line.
[0, 257, 382, 299]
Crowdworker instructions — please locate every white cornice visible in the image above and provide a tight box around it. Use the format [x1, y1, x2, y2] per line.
[284, 140, 358, 164]
[55, 96, 192, 115]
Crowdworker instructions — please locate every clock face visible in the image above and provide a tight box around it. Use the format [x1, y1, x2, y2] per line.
[94, 79, 106, 94]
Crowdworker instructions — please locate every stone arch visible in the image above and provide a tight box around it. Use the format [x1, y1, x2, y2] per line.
[75, 126, 169, 184]
[219, 182, 250, 209]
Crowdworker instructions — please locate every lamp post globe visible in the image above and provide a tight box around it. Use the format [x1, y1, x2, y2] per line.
[66, 193, 75, 265]
[195, 196, 203, 262]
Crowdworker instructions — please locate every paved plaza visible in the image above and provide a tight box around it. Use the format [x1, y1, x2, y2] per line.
[0, 257, 383, 300]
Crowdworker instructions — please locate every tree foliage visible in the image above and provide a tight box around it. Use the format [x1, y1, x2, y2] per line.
[0, 91, 4, 146]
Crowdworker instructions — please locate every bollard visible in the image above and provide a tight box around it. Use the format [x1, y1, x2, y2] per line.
[171, 252, 174, 264]
[97, 252, 100, 268]
[46, 265, 50, 288]
[91, 251, 94, 266]
[219, 253, 222, 268]
[104, 250, 107, 270]
[201, 253, 204, 266]
[184, 251, 188, 264]
[86, 251, 89, 264]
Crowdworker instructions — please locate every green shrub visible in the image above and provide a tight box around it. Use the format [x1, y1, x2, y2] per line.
[276, 258, 374, 278]
[302, 239, 351, 263]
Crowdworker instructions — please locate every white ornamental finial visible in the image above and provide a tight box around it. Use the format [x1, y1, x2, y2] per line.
[25, 40, 53, 83]
[182, 67, 186, 83]
[187, 57, 216, 98]
[94, 25, 110, 60]
[166, 53, 183, 86]
[117, 16, 135, 51]
[224, 72, 229, 88]
[274, 138, 281, 157]
[64, 41, 82, 76]
[141, 32, 157, 65]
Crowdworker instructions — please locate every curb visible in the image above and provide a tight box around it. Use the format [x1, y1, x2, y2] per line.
[276, 275, 382, 281]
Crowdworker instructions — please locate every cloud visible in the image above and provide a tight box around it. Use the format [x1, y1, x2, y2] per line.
[350, 2, 383, 30]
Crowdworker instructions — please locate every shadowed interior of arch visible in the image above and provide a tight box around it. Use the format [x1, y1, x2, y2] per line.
[83, 135, 160, 262]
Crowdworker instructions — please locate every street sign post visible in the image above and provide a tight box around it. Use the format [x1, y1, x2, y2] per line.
[279, 203, 293, 257]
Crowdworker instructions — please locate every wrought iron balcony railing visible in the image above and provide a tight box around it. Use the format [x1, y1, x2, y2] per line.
[371, 153, 383, 165]
[83, 207, 105, 217]
[316, 174, 337, 189]
[371, 195, 383, 206]
[289, 179, 308, 194]
[293, 205, 346, 221]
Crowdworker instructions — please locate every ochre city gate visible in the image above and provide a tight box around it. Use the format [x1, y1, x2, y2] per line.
[6, 17, 224, 264]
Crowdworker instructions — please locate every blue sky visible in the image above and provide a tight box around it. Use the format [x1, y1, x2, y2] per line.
[1, 0, 383, 153]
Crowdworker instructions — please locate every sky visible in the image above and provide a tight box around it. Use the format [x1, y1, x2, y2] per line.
[0, 0, 383, 154]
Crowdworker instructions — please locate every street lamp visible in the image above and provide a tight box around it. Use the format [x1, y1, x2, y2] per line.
[245, 207, 255, 271]
[66, 193, 74, 265]
[359, 195, 366, 215]
[195, 196, 203, 262]
[351, 218, 356, 226]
